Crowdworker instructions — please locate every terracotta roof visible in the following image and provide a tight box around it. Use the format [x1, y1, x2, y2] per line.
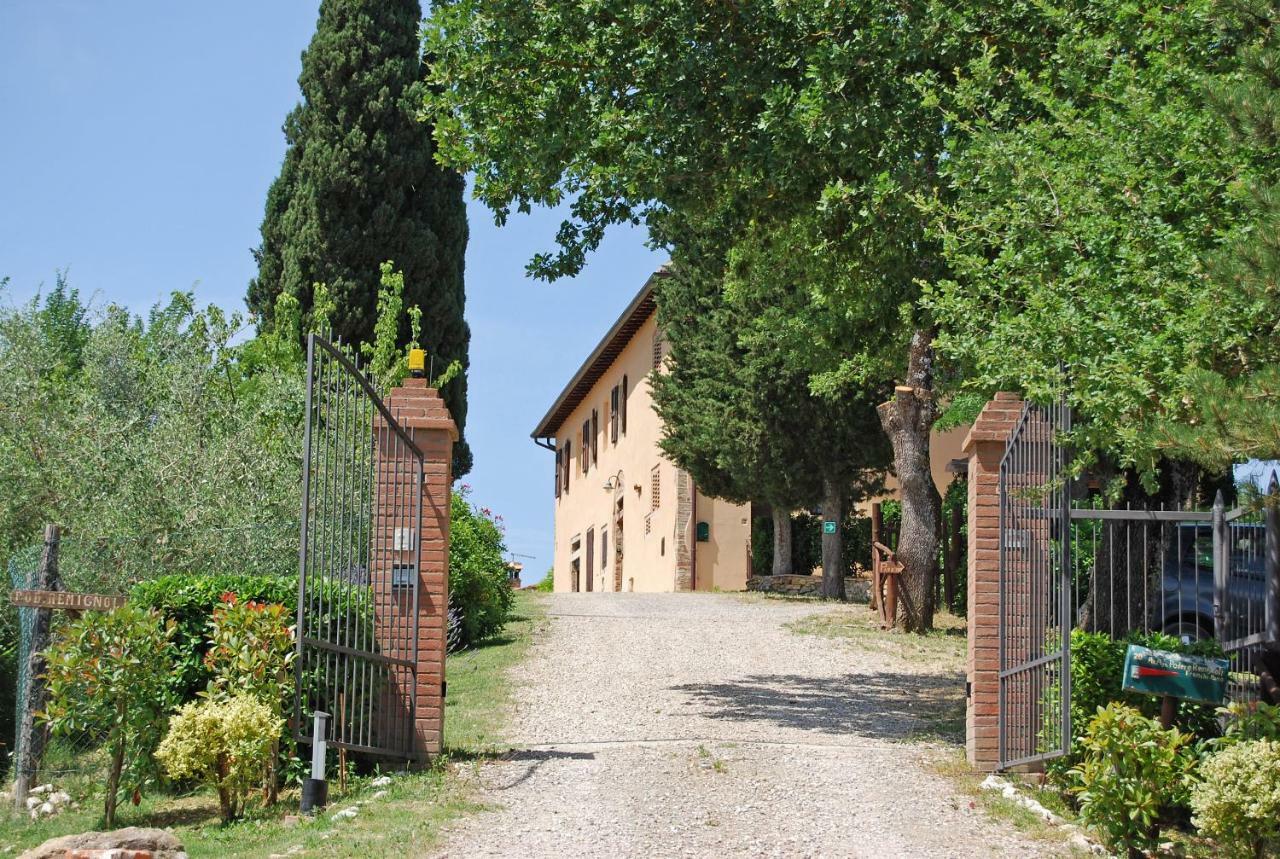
[530, 268, 666, 440]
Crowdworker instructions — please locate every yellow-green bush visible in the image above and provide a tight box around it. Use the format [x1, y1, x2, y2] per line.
[1189, 739, 1280, 859]
[155, 694, 283, 821]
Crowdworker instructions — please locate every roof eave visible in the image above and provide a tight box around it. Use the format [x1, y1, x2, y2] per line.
[529, 267, 667, 441]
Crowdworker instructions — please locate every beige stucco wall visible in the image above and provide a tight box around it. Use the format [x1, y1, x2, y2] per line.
[861, 425, 969, 509]
[693, 492, 752, 591]
[550, 314, 751, 593]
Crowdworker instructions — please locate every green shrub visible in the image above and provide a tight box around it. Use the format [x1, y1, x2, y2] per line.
[130, 573, 363, 706]
[156, 694, 284, 822]
[1189, 739, 1280, 859]
[533, 568, 554, 592]
[41, 605, 176, 827]
[1068, 703, 1196, 857]
[449, 487, 513, 647]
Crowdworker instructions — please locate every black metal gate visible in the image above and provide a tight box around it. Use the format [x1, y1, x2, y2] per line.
[998, 400, 1072, 769]
[295, 334, 424, 760]
[998, 400, 1280, 770]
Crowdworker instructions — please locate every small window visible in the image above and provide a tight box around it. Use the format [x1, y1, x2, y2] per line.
[591, 409, 599, 464]
[652, 331, 664, 369]
[650, 465, 661, 511]
[562, 440, 571, 493]
[581, 420, 591, 474]
[610, 385, 620, 443]
[621, 375, 629, 435]
[554, 448, 562, 499]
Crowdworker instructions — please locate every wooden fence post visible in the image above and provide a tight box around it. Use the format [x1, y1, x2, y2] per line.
[13, 524, 61, 810]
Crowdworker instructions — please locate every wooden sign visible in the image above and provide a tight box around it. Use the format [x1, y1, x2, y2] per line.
[10, 590, 125, 612]
[1122, 645, 1229, 705]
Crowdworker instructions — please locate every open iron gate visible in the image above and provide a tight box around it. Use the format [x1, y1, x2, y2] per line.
[295, 334, 424, 760]
[998, 400, 1280, 770]
[998, 400, 1072, 770]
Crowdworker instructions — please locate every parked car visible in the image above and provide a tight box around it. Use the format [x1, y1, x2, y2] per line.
[1160, 522, 1267, 644]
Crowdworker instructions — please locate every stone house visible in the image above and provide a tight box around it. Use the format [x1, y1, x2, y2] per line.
[531, 269, 753, 593]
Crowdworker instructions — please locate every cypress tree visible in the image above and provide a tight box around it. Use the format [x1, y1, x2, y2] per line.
[249, 0, 471, 473]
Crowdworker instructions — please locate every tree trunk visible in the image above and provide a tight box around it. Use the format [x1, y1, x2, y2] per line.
[105, 737, 125, 828]
[877, 329, 942, 633]
[821, 477, 846, 600]
[265, 737, 280, 805]
[771, 506, 793, 576]
[217, 755, 235, 821]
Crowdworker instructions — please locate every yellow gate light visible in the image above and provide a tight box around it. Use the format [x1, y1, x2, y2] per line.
[408, 348, 426, 377]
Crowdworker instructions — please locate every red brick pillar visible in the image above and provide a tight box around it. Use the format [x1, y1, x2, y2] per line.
[963, 392, 1023, 771]
[375, 378, 456, 761]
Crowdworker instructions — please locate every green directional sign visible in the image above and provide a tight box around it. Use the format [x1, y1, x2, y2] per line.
[822, 521, 837, 535]
[1121, 645, 1228, 705]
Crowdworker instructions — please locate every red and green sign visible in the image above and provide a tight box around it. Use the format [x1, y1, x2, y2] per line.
[1121, 645, 1228, 705]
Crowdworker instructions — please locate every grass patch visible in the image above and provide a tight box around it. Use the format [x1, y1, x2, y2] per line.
[0, 592, 548, 858]
[931, 752, 1091, 856]
[785, 605, 967, 669]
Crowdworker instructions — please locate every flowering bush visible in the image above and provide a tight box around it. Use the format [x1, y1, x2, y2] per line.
[203, 592, 294, 803]
[449, 487, 513, 648]
[1189, 739, 1280, 859]
[156, 694, 284, 822]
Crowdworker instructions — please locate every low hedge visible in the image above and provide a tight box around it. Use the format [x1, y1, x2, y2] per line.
[130, 573, 367, 707]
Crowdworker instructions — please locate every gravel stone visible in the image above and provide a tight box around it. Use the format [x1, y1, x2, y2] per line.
[430, 593, 1066, 858]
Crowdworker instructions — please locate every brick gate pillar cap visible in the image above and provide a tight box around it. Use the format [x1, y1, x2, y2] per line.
[383, 378, 458, 441]
[962, 392, 1024, 453]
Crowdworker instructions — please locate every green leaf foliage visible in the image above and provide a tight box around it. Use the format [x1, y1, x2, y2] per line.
[203, 594, 296, 712]
[129, 573, 366, 711]
[249, 0, 472, 474]
[924, 0, 1277, 478]
[40, 605, 176, 827]
[1068, 703, 1197, 856]
[1046, 630, 1223, 787]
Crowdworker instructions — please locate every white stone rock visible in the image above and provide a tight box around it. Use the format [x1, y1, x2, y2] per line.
[31, 784, 52, 796]
[49, 791, 70, 806]
[38, 801, 55, 817]
[330, 806, 359, 822]
[25, 797, 39, 810]
[369, 775, 393, 788]
[369, 790, 388, 800]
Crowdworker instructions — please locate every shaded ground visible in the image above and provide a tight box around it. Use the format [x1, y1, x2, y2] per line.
[430, 592, 1068, 858]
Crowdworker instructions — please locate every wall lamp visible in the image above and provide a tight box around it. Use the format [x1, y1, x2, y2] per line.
[602, 470, 625, 492]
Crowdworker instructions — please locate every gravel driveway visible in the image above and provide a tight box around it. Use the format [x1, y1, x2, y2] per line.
[430, 593, 1063, 858]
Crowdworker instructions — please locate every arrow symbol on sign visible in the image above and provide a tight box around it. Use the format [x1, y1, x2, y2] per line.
[1136, 666, 1180, 678]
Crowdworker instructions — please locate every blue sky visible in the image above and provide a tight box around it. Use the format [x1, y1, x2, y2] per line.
[0, 1, 666, 578]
